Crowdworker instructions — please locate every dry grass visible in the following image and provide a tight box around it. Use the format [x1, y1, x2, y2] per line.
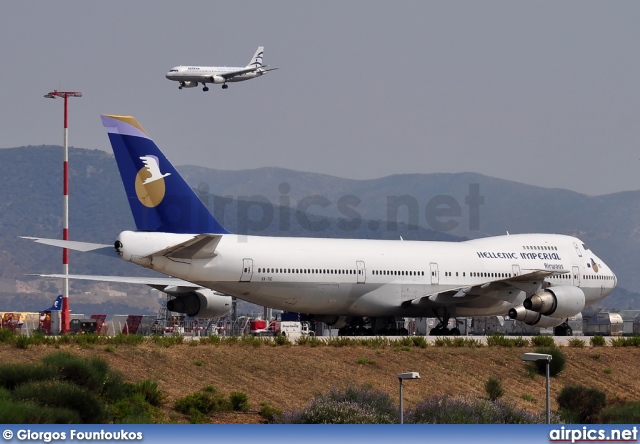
[2, 342, 639, 423]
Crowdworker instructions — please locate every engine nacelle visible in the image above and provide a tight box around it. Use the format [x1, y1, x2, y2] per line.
[180, 81, 198, 88]
[210, 75, 226, 84]
[508, 306, 566, 328]
[523, 286, 585, 318]
[166, 289, 232, 318]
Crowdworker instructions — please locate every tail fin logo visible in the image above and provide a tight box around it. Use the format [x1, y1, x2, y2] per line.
[135, 155, 171, 208]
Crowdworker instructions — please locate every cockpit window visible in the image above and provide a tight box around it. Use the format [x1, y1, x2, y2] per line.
[169, 69, 178, 72]
[582, 243, 590, 251]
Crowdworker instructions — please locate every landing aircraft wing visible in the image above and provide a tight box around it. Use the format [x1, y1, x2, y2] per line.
[217, 66, 260, 79]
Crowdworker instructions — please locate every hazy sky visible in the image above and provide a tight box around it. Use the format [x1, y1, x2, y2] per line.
[1, 1, 638, 195]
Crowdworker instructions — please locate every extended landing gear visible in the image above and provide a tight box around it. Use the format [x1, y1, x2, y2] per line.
[428, 310, 460, 336]
[336, 317, 409, 336]
[554, 321, 573, 336]
[203, 86, 209, 92]
[222, 84, 228, 89]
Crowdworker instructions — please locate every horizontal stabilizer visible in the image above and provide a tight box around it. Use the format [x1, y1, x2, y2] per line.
[20, 237, 117, 257]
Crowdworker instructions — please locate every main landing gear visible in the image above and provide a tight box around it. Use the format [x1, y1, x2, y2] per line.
[428, 310, 461, 336]
[222, 84, 228, 89]
[203, 86, 210, 92]
[553, 321, 573, 336]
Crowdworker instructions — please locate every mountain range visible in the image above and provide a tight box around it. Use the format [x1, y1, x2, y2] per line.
[0, 146, 637, 315]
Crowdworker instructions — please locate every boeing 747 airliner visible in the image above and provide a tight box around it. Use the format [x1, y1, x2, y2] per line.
[25, 115, 617, 336]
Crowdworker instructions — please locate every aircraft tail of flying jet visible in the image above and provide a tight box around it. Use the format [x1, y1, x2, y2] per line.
[247, 46, 264, 69]
[102, 115, 228, 235]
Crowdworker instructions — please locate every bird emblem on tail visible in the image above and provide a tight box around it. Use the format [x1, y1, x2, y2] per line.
[140, 155, 171, 184]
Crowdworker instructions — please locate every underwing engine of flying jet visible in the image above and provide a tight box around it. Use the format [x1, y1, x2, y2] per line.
[179, 81, 198, 89]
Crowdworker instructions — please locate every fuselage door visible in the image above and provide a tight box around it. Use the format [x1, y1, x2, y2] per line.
[356, 260, 366, 284]
[572, 265, 580, 287]
[430, 262, 439, 285]
[512, 264, 521, 277]
[240, 258, 253, 282]
[573, 242, 583, 257]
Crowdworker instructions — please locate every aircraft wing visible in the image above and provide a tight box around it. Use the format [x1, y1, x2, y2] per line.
[404, 268, 569, 307]
[32, 273, 202, 293]
[20, 237, 117, 257]
[216, 65, 277, 80]
[218, 67, 259, 79]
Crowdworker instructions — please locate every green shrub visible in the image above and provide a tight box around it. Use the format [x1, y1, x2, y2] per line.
[41, 352, 110, 392]
[484, 376, 504, 401]
[406, 395, 551, 423]
[108, 393, 156, 424]
[174, 389, 231, 415]
[568, 338, 586, 348]
[609, 337, 625, 347]
[557, 385, 606, 423]
[0, 398, 81, 423]
[590, 335, 606, 347]
[13, 380, 104, 423]
[126, 379, 166, 407]
[512, 337, 530, 347]
[486, 334, 516, 347]
[528, 347, 565, 377]
[434, 337, 453, 347]
[14, 334, 31, 349]
[107, 333, 145, 346]
[521, 393, 536, 403]
[411, 336, 428, 348]
[600, 401, 640, 424]
[150, 335, 184, 347]
[0, 363, 56, 390]
[531, 336, 555, 347]
[175, 392, 217, 415]
[280, 385, 397, 424]
[229, 391, 250, 412]
[295, 336, 324, 347]
[0, 329, 15, 343]
[259, 402, 283, 423]
[273, 334, 291, 346]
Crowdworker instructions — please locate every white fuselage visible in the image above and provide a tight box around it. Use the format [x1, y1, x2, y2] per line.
[116, 231, 615, 319]
[166, 66, 261, 83]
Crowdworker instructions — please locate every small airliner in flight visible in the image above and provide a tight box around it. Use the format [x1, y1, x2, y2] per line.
[166, 46, 277, 91]
[25, 115, 617, 336]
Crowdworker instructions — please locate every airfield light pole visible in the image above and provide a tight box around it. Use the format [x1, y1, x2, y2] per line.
[522, 353, 552, 424]
[397, 372, 420, 424]
[44, 90, 82, 334]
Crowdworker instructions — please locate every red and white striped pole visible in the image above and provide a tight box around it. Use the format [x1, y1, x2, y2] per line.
[44, 90, 82, 334]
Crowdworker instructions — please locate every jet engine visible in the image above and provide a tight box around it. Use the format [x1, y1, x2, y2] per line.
[523, 286, 585, 318]
[166, 289, 232, 318]
[507, 306, 566, 328]
[209, 75, 226, 84]
[180, 81, 198, 88]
